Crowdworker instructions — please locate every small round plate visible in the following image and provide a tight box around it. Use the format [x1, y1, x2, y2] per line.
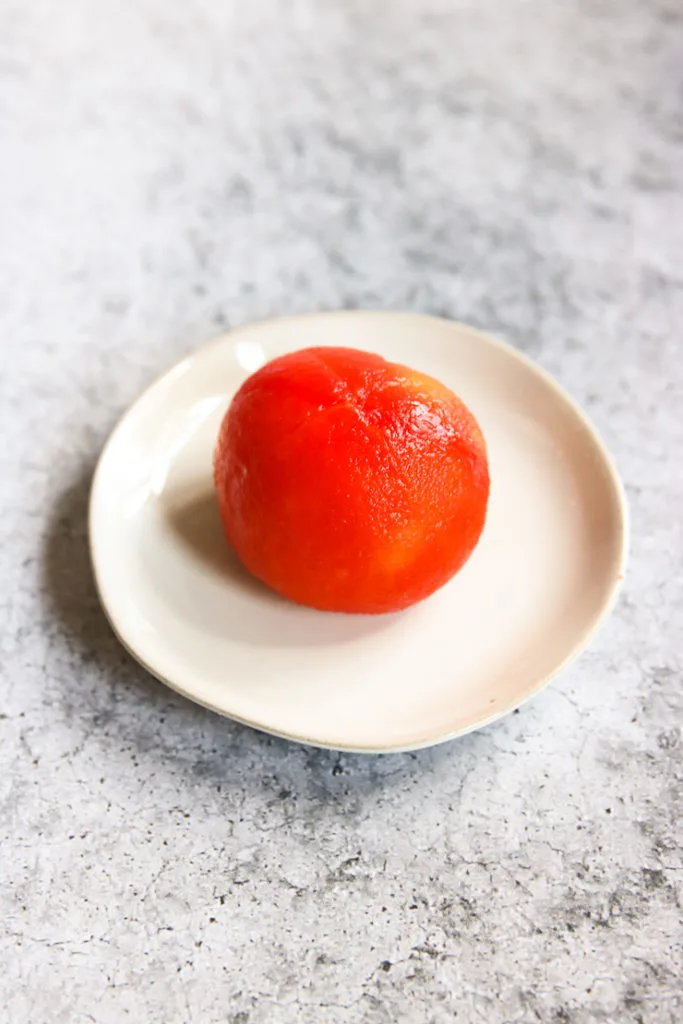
[90, 312, 628, 752]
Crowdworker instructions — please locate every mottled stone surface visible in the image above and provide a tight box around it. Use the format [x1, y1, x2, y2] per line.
[1, 1, 682, 1021]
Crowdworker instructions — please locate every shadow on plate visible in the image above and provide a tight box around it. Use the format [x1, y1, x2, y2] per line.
[161, 485, 403, 648]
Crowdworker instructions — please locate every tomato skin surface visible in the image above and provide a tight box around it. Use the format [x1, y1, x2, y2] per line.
[214, 346, 489, 614]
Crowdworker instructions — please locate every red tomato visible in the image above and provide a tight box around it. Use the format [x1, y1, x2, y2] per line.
[214, 347, 489, 613]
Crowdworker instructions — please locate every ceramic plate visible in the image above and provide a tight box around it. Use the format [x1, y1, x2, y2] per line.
[89, 312, 628, 752]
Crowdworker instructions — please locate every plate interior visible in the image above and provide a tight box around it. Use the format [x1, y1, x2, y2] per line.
[90, 313, 627, 751]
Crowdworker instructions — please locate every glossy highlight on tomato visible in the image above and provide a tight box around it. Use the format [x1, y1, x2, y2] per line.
[214, 346, 489, 613]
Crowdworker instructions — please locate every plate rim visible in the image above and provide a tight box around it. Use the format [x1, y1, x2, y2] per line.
[89, 310, 630, 753]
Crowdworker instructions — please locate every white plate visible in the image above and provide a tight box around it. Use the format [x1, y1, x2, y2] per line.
[89, 312, 628, 752]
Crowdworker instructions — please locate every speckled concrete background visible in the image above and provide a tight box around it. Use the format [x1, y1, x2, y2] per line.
[1, 1, 682, 1021]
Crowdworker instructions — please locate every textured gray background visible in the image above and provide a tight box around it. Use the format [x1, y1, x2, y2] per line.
[1, 1, 682, 1021]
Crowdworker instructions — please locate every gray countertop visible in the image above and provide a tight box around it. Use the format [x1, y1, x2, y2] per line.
[1, 1, 682, 1021]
